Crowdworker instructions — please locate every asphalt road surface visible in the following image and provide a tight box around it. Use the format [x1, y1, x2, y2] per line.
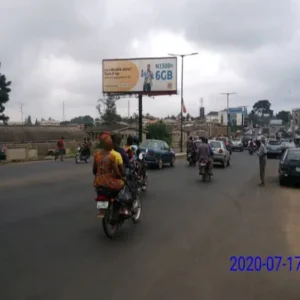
[1, 153, 300, 300]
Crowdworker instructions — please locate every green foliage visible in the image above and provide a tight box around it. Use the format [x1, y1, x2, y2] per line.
[70, 115, 94, 126]
[96, 95, 122, 124]
[24, 115, 32, 125]
[276, 110, 291, 124]
[0, 67, 11, 124]
[253, 100, 272, 116]
[146, 121, 172, 145]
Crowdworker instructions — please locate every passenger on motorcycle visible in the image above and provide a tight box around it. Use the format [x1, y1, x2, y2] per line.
[93, 133, 124, 193]
[198, 137, 213, 175]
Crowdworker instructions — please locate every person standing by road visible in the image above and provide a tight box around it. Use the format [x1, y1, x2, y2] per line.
[256, 140, 267, 186]
[56, 136, 65, 161]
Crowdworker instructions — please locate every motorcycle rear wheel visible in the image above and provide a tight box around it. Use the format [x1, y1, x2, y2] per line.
[102, 205, 119, 239]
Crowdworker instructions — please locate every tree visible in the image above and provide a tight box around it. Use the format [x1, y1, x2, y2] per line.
[0, 65, 11, 125]
[24, 115, 32, 125]
[253, 100, 272, 116]
[34, 118, 39, 126]
[252, 100, 272, 126]
[96, 95, 122, 124]
[146, 121, 172, 145]
[276, 110, 291, 124]
[70, 115, 94, 126]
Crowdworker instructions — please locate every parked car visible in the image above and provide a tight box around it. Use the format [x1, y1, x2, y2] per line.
[216, 137, 232, 154]
[279, 148, 300, 186]
[139, 139, 175, 169]
[281, 140, 296, 154]
[208, 140, 231, 168]
[231, 138, 244, 152]
[266, 139, 283, 158]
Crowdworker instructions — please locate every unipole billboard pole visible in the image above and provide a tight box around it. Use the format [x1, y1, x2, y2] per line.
[138, 94, 143, 143]
[180, 55, 184, 153]
[221, 92, 236, 137]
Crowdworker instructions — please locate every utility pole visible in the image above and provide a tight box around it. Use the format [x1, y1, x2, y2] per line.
[221, 92, 236, 137]
[62, 101, 65, 121]
[128, 100, 130, 119]
[169, 52, 198, 152]
[20, 104, 24, 142]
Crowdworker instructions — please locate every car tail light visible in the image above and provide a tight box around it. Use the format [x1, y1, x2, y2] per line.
[219, 149, 223, 153]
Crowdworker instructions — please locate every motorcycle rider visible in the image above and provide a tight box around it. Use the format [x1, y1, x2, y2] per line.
[81, 137, 91, 157]
[198, 137, 213, 175]
[187, 137, 193, 154]
[111, 133, 130, 168]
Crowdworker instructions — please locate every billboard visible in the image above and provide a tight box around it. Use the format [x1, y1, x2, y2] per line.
[228, 107, 247, 126]
[102, 57, 177, 94]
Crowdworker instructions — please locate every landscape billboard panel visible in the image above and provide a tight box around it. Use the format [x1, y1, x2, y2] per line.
[102, 57, 177, 94]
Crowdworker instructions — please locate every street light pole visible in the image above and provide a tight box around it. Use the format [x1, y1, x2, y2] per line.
[221, 92, 236, 137]
[168, 52, 198, 152]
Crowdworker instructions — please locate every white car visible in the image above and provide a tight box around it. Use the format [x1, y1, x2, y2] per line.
[208, 140, 231, 168]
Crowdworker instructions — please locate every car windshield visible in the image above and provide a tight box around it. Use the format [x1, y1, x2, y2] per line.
[233, 139, 240, 142]
[140, 140, 160, 149]
[268, 140, 280, 145]
[286, 151, 300, 161]
[210, 141, 221, 149]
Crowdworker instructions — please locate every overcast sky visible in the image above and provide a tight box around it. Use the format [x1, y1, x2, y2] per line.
[1, 0, 300, 122]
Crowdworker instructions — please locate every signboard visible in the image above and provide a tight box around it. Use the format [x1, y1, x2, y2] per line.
[228, 107, 247, 126]
[102, 57, 177, 94]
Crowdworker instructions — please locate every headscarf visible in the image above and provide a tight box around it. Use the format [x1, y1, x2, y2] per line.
[99, 132, 113, 149]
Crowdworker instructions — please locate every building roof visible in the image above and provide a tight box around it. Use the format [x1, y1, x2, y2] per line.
[206, 111, 218, 116]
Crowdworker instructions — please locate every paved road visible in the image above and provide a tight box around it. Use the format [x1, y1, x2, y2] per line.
[1, 153, 300, 300]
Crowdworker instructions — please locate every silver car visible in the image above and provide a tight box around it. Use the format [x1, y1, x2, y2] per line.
[209, 140, 231, 168]
[266, 139, 283, 158]
[231, 138, 244, 152]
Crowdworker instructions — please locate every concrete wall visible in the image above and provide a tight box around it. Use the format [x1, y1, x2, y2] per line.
[5, 148, 38, 161]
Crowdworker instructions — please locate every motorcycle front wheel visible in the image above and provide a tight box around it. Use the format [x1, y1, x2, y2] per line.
[75, 154, 80, 164]
[131, 198, 142, 223]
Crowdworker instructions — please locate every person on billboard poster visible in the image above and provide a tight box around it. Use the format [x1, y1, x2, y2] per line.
[141, 64, 154, 92]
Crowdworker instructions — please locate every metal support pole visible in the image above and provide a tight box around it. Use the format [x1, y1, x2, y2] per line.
[138, 94, 143, 143]
[227, 94, 229, 137]
[180, 56, 184, 152]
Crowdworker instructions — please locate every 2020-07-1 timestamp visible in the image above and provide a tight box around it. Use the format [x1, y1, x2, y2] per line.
[230, 256, 300, 271]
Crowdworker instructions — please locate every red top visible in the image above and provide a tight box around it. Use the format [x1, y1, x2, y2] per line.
[58, 139, 64, 150]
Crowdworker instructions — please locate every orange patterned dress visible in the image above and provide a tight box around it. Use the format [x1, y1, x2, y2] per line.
[93, 150, 124, 190]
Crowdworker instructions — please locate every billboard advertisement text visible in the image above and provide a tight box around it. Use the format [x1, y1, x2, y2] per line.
[102, 57, 177, 94]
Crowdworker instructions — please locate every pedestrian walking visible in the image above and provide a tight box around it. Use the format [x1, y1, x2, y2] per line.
[256, 139, 267, 186]
[56, 136, 65, 161]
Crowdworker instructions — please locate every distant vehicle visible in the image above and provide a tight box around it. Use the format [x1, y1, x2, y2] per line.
[231, 138, 244, 152]
[266, 139, 283, 158]
[209, 140, 231, 168]
[139, 139, 175, 169]
[279, 148, 300, 186]
[215, 137, 232, 154]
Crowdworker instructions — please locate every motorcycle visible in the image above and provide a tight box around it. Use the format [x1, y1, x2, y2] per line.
[199, 159, 211, 182]
[75, 146, 90, 163]
[136, 152, 148, 192]
[95, 182, 142, 239]
[187, 151, 197, 166]
[248, 145, 256, 155]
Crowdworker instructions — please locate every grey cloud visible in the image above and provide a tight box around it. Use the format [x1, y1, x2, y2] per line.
[1, 0, 300, 121]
